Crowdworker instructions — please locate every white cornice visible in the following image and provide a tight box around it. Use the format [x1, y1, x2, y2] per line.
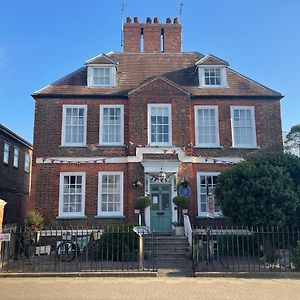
[36, 147, 243, 165]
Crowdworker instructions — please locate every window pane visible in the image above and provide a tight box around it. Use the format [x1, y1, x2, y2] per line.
[149, 106, 170, 144]
[233, 108, 254, 146]
[100, 174, 122, 214]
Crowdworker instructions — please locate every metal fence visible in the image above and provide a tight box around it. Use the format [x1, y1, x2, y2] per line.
[0, 225, 156, 273]
[193, 226, 300, 273]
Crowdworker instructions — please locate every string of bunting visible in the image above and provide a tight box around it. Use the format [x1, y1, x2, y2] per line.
[40, 141, 236, 165]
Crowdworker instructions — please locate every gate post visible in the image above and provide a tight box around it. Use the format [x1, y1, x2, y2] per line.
[139, 235, 144, 270]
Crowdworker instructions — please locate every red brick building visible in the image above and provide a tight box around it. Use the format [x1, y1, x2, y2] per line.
[30, 17, 283, 231]
[0, 124, 32, 225]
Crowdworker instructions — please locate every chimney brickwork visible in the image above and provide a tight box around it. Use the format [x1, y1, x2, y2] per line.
[123, 17, 182, 53]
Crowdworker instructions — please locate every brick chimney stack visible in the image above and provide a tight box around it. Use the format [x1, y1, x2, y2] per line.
[123, 17, 182, 53]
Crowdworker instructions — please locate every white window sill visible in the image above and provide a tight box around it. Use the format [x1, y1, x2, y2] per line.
[198, 85, 229, 89]
[194, 146, 223, 149]
[59, 145, 88, 148]
[231, 145, 260, 150]
[56, 215, 87, 220]
[95, 215, 125, 219]
[97, 144, 126, 148]
[87, 85, 115, 88]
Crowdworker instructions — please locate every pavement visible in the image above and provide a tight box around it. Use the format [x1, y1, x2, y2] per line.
[1, 277, 300, 300]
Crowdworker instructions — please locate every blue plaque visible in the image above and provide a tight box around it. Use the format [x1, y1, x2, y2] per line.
[179, 186, 191, 197]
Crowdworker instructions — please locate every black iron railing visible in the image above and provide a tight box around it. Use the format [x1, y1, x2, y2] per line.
[0, 225, 156, 273]
[193, 226, 300, 273]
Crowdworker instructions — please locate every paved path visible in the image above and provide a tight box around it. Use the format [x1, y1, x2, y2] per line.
[1, 277, 300, 300]
[157, 258, 194, 277]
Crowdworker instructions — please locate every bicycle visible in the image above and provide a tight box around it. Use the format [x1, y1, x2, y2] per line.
[56, 231, 100, 262]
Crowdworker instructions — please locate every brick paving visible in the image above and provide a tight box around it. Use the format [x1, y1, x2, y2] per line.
[1, 277, 300, 300]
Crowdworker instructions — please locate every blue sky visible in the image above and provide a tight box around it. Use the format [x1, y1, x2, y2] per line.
[1, 0, 299, 143]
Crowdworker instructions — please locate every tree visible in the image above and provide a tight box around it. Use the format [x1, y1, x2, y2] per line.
[214, 153, 300, 227]
[284, 124, 300, 156]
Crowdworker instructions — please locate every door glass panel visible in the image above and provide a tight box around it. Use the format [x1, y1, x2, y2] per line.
[161, 193, 170, 210]
[151, 193, 159, 210]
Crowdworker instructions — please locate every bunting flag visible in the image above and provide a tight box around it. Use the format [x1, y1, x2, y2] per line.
[40, 142, 238, 165]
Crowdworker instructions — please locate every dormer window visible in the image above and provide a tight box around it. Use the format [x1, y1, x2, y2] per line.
[198, 66, 228, 88]
[87, 65, 116, 87]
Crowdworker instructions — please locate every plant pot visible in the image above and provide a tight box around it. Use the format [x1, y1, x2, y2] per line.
[174, 226, 184, 236]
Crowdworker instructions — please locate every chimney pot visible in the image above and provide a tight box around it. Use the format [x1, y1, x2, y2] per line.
[154, 17, 159, 23]
[126, 17, 131, 23]
[174, 17, 179, 24]
[133, 17, 139, 23]
[146, 17, 152, 23]
[166, 17, 171, 24]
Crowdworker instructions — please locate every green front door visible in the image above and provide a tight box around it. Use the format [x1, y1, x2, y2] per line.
[150, 184, 172, 233]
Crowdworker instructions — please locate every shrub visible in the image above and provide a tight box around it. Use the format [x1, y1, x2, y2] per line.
[135, 196, 151, 210]
[25, 211, 44, 231]
[292, 241, 300, 270]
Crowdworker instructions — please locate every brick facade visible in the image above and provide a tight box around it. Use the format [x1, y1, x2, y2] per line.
[31, 17, 283, 229]
[0, 125, 32, 225]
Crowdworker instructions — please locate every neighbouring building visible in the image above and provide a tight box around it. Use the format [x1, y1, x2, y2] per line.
[0, 124, 32, 225]
[30, 17, 283, 231]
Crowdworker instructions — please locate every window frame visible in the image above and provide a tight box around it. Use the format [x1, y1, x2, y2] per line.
[198, 66, 227, 88]
[194, 105, 220, 148]
[97, 171, 124, 217]
[147, 103, 172, 146]
[99, 105, 124, 146]
[230, 106, 257, 148]
[59, 172, 86, 218]
[13, 147, 19, 168]
[61, 105, 87, 147]
[3, 142, 10, 164]
[87, 65, 116, 88]
[196, 172, 222, 218]
[24, 152, 30, 173]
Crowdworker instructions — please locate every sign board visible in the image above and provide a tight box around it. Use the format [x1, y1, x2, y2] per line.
[0, 233, 11, 242]
[179, 186, 191, 198]
[133, 226, 151, 236]
[153, 196, 158, 204]
[207, 195, 214, 218]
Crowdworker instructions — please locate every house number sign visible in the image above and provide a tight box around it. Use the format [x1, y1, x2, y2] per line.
[179, 186, 191, 197]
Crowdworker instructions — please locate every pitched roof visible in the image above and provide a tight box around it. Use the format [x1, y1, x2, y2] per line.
[33, 52, 282, 98]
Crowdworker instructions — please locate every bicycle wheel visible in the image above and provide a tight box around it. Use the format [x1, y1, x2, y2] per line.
[56, 241, 76, 262]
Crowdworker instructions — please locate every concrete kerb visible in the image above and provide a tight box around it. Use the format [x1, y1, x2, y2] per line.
[195, 271, 300, 279]
[0, 271, 158, 278]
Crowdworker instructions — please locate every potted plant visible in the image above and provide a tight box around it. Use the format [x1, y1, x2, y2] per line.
[172, 196, 189, 235]
[135, 196, 151, 225]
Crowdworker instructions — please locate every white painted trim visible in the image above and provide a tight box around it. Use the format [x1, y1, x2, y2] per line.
[97, 171, 124, 217]
[198, 66, 228, 88]
[194, 105, 220, 147]
[147, 103, 172, 146]
[142, 160, 181, 173]
[99, 105, 124, 146]
[59, 172, 86, 218]
[196, 55, 229, 66]
[61, 105, 87, 147]
[196, 172, 221, 218]
[230, 106, 257, 149]
[84, 53, 118, 65]
[87, 65, 116, 87]
[36, 147, 243, 165]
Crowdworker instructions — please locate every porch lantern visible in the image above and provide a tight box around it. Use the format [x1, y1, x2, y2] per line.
[157, 168, 167, 182]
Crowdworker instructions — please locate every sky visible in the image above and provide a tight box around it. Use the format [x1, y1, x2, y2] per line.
[0, 0, 299, 143]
